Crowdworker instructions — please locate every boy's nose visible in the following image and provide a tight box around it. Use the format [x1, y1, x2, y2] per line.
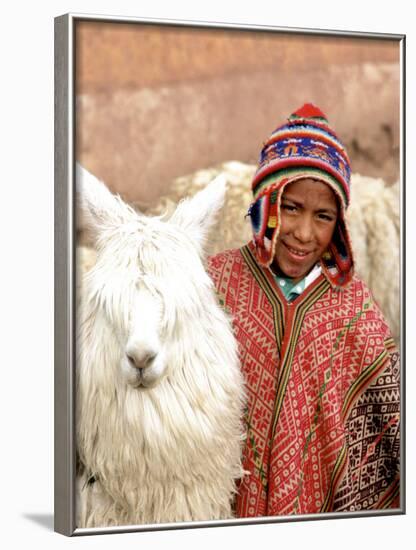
[293, 216, 313, 243]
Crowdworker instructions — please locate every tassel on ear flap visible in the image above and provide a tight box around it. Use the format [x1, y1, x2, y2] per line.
[170, 174, 227, 252]
[76, 164, 136, 246]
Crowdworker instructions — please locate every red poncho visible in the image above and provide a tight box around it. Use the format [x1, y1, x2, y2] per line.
[207, 242, 400, 517]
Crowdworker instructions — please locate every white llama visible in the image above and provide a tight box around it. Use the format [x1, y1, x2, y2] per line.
[75, 165, 246, 528]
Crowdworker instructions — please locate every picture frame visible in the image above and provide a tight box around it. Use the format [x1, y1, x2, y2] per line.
[54, 12, 405, 536]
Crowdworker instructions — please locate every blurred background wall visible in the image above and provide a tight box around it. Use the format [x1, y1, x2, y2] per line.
[75, 20, 400, 205]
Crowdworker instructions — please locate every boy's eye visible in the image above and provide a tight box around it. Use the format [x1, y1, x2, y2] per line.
[318, 213, 335, 222]
[282, 203, 297, 212]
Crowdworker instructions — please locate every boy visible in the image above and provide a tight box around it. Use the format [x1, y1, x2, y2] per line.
[207, 104, 400, 516]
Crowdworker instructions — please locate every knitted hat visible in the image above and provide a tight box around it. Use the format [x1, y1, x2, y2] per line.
[249, 103, 354, 288]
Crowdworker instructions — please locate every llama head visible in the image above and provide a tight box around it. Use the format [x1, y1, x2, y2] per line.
[76, 164, 226, 389]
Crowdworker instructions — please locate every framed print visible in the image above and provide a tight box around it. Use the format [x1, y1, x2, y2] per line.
[54, 13, 405, 536]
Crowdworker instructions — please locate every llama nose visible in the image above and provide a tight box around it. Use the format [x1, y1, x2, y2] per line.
[126, 349, 157, 370]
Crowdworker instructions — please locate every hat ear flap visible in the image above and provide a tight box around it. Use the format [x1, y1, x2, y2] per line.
[249, 190, 282, 268]
[249, 193, 270, 245]
[320, 217, 354, 287]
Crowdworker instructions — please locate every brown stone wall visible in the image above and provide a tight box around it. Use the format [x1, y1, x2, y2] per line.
[75, 20, 401, 203]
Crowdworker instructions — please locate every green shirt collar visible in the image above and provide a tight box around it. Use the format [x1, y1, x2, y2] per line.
[272, 263, 322, 302]
[275, 276, 306, 301]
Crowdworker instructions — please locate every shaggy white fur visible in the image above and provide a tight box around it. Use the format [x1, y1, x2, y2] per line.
[143, 162, 400, 343]
[76, 165, 246, 528]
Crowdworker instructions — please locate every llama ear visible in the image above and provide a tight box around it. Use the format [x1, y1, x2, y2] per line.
[170, 174, 227, 249]
[76, 163, 132, 243]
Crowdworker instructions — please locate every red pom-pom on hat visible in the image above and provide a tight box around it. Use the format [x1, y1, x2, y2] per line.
[290, 103, 328, 122]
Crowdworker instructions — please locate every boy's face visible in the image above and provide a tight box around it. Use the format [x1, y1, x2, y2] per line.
[272, 178, 338, 284]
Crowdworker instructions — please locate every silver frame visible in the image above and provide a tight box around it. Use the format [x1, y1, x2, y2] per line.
[54, 13, 406, 536]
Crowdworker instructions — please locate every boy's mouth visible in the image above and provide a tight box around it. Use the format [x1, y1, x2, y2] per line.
[283, 242, 313, 259]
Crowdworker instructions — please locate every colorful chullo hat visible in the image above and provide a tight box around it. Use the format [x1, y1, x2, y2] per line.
[249, 103, 354, 288]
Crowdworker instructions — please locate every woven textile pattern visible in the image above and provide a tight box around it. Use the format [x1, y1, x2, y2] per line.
[207, 244, 400, 517]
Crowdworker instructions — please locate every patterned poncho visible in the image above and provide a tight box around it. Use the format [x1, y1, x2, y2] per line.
[207, 242, 400, 517]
